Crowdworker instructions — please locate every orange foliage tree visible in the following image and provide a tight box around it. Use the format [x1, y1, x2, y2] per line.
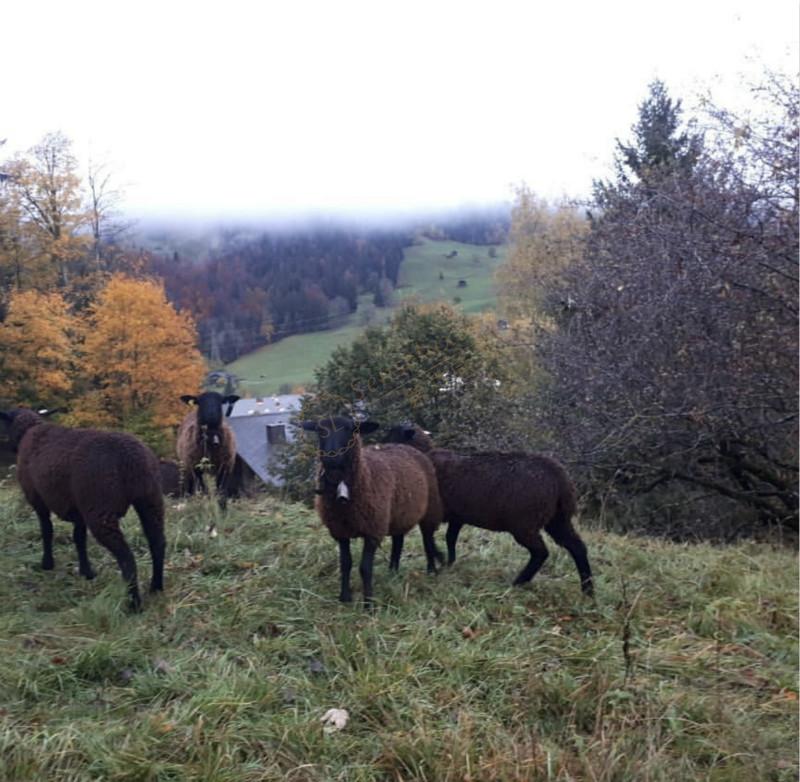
[0, 289, 78, 408]
[78, 274, 205, 449]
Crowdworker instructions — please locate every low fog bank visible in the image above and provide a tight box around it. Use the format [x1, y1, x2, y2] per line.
[130, 202, 511, 242]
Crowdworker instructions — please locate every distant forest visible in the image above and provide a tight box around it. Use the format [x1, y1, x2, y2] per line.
[148, 211, 508, 363]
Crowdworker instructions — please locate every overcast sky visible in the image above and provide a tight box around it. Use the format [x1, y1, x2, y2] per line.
[2, 0, 797, 220]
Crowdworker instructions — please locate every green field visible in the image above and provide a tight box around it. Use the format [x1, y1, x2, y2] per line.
[394, 237, 506, 314]
[0, 488, 796, 781]
[226, 239, 505, 396]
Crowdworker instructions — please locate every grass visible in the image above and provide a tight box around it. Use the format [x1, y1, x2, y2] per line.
[226, 239, 505, 396]
[393, 237, 505, 315]
[0, 484, 796, 781]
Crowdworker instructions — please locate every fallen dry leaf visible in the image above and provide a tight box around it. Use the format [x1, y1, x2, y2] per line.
[321, 708, 349, 734]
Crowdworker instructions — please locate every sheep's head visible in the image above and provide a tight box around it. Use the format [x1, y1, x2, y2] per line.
[383, 422, 433, 453]
[298, 416, 379, 501]
[0, 407, 62, 450]
[181, 392, 239, 445]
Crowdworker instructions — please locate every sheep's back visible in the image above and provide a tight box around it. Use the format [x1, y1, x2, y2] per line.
[430, 449, 574, 529]
[17, 425, 162, 518]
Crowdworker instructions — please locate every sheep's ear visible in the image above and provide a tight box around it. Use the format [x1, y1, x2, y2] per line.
[297, 420, 318, 432]
[0, 411, 10, 423]
[358, 421, 380, 435]
[180, 395, 197, 406]
[223, 395, 240, 417]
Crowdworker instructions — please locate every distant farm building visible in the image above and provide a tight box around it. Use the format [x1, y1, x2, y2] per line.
[227, 395, 302, 487]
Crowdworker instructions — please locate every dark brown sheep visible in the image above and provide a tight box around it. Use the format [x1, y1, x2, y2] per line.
[385, 423, 593, 596]
[159, 459, 184, 498]
[176, 392, 239, 507]
[299, 416, 443, 607]
[0, 407, 165, 611]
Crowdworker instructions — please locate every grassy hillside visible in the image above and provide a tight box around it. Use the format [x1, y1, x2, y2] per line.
[226, 239, 505, 396]
[393, 237, 505, 314]
[0, 487, 796, 781]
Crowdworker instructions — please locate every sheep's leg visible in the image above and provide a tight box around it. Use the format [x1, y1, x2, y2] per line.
[194, 469, 208, 495]
[31, 500, 55, 571]
[359, 537, 378, 608]
[66, 512, 96, 580]
[88, 517, 142, 611]
[134, 500, 166, 593]
[389, 534, 404, 571]
[419, 527, 439, 574]
[337, 538, 353, 603]
[511, 529, 550, 586]
[215, 468, 230, 510]
[545, 517, 594, 597]
[445, 521, 463, 565]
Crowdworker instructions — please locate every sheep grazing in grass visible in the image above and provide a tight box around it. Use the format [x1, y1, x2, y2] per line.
[385, 423, 594, 597]
[0, 407, 165, 611]
[299, 416, 443, 608]
[176, 392, 239, 508]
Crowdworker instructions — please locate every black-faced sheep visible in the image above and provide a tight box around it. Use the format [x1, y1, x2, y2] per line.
[385, 423, 594, 597]
[0, 407, 165, 611]
[299, 416, 443, 607]
[176, 392, 239, 508]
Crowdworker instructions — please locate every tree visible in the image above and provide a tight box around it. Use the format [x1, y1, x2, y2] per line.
[4, 132, 90, 290]
[77, 275, 206, 449]
[87, 156, 131, 271]
[532, 73, 798, 537]
[496, 186, 588, 323]
[612, 78, 703, 187]
[0, 289, 77, 408]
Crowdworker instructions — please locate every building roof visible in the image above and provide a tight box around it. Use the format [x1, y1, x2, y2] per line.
[229, 395, 302, 418]
[227, 395, 302, 485]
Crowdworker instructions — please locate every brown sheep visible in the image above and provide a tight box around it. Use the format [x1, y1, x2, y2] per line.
[385, 423, 593, 596]
[176, 392, 239, 507]
[299, 416, 443, 608]
[0, 407, 165, 611]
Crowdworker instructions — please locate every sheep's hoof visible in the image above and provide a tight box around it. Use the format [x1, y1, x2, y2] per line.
[81, 568, 97, 580]
[41, 558, 55, 571]
[339, 592, 353, 603]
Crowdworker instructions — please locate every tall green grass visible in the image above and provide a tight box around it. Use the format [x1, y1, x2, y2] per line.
[0, 486, 796, 781]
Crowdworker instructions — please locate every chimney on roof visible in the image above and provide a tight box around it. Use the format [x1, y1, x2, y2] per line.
[266, 423, 287, 446]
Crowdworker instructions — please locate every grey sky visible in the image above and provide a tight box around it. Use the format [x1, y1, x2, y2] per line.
[2, 0, 796, 219]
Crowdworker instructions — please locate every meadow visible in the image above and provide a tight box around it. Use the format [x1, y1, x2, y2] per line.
[226, 239, 505, 396]
[0, 486, 796, 781]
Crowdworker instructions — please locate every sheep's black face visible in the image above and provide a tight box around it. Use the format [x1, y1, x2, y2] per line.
[300, 416, 381, 484]
[181, 392, 239, 442]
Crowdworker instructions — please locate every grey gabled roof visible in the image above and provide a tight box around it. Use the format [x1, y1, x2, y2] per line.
[227, 396, 302, 485]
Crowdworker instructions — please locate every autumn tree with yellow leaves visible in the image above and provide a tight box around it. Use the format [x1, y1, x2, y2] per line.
[2, 132, 90, 291]
[495, 186, 588, 324]
[76, 275, 206, 449]
[0, 289, 78, 408]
